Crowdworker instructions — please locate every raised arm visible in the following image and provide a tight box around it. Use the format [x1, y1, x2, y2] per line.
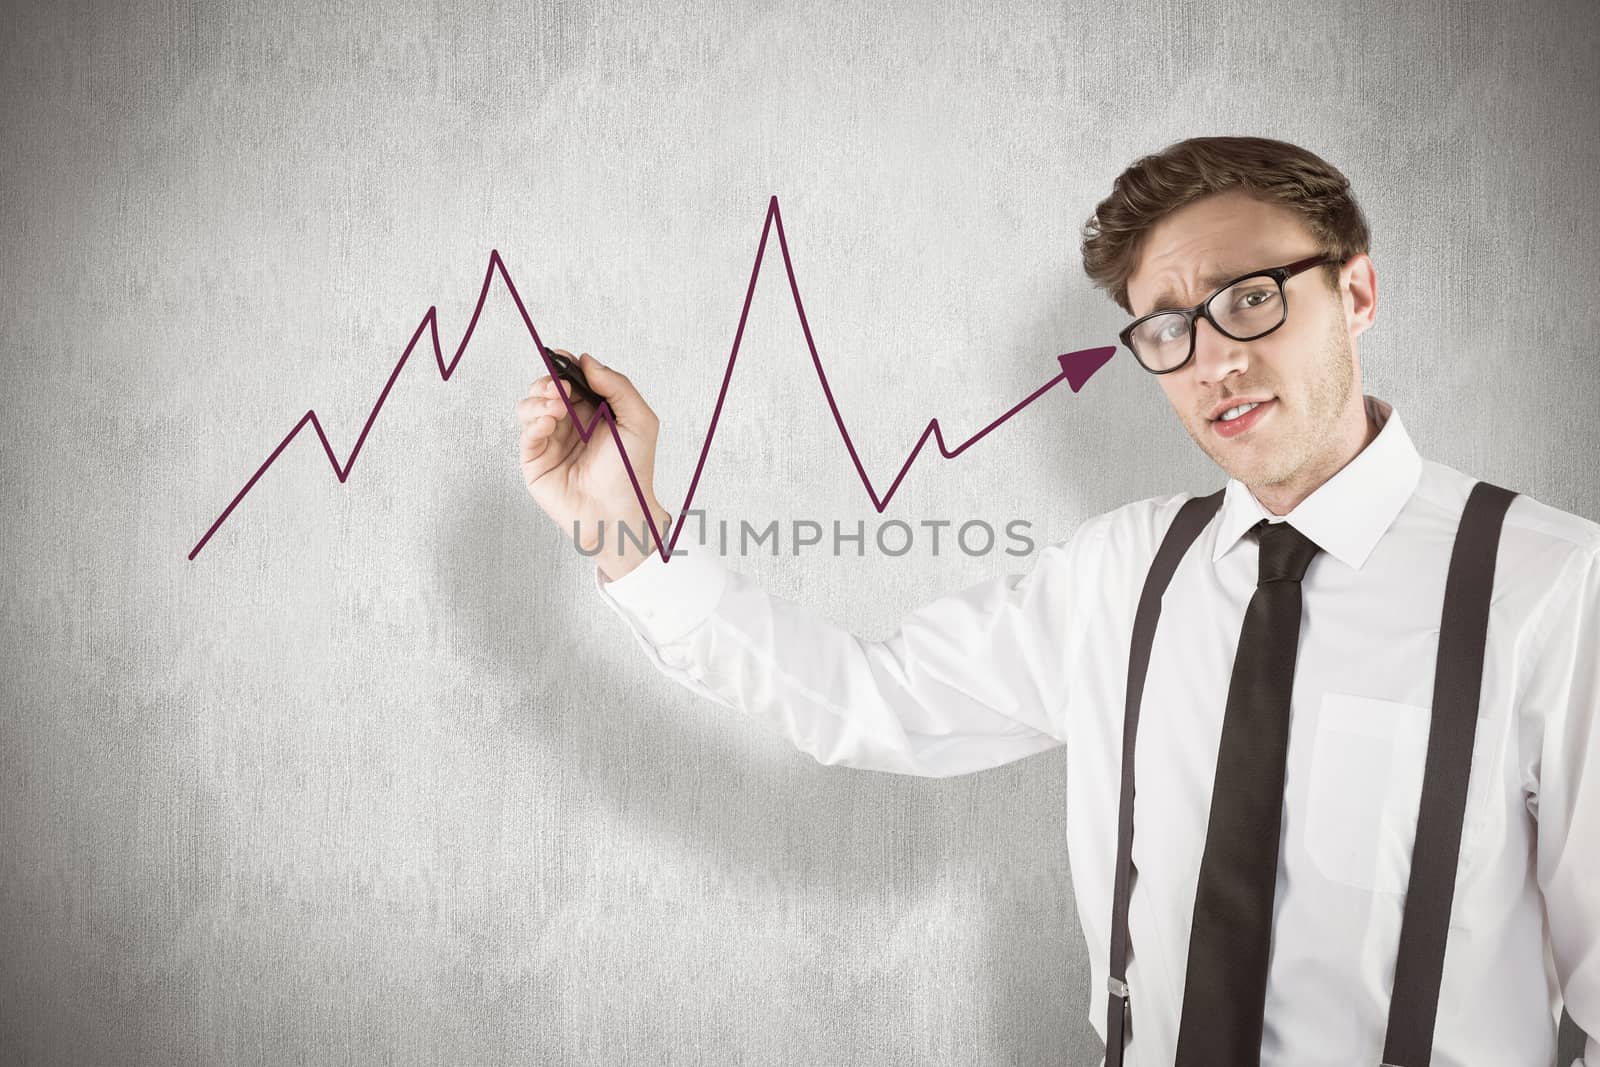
[590, 518, 1107, 778]
[516, 346, 1105, 777]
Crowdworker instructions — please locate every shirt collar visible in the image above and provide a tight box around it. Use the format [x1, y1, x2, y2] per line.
[1210, 394, 1423, 570]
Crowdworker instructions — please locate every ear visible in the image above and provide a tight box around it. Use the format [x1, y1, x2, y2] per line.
[1339, 253, 1377, 339]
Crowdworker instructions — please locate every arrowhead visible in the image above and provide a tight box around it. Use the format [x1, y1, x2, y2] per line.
[1057, 346, 1117, 391]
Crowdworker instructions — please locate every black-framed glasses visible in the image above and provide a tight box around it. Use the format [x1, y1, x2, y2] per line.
[1118, 253, 1339, 374]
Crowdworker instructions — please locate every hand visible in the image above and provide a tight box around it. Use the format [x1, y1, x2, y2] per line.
[516, 350, 671, 581]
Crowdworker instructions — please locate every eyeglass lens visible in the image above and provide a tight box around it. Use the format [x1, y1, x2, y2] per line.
[1130, 274, 1286, 372]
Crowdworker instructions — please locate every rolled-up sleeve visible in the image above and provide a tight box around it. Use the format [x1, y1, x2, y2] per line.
[1527, 545, 1600, 1066]
[590, 516, 1110, 778]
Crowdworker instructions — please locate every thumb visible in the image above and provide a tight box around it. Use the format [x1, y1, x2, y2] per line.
[580, 353, 654, 427]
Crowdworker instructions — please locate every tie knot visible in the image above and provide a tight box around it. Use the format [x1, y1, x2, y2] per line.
[1254, 519, 1320, 584]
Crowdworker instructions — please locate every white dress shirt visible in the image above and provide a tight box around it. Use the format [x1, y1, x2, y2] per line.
[590, 394, 1599, 1067]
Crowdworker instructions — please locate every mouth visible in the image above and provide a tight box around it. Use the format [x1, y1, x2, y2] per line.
[1210, 398, 1276, 438]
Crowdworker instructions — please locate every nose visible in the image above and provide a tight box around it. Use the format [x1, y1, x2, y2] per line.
[1189, 314, 1250, 386]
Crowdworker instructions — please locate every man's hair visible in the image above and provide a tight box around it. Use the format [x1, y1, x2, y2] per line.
[1080, 135, 1371, 315]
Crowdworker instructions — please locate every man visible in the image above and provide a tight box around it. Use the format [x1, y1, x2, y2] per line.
[514, 136, 1597, 1066]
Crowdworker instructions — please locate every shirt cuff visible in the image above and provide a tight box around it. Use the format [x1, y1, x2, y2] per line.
[592, 547, 730, 645]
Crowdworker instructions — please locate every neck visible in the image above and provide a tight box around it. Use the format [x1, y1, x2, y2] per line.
[1249, 398, 1379, 516]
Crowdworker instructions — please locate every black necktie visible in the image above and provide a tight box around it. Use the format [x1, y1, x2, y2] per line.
[1175, 518, 1322, 1066]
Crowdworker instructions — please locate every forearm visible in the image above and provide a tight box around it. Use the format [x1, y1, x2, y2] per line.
[593, 543, 1081, 777]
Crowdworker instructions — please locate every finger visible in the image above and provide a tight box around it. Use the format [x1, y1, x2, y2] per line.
[521, 387, 569, 419]
[577, 352, 655, 428]
[544, 395, 588, 450]
[551, 380, 594, 418]
[523, 411, 583, 481]
[515, 394, 548, 425]
[550, 375, 601, 422]
[519, 414, 557, 466]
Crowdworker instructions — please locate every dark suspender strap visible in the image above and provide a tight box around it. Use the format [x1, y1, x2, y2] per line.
[1105, 489, 1225, 1067]
[1380, 480, 1518, 1066]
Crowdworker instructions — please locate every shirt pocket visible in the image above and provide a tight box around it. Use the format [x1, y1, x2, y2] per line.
[1302, 691, 1442, 896]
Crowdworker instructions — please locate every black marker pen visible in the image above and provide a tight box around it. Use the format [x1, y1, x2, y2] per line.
[542, 346, 604, 408]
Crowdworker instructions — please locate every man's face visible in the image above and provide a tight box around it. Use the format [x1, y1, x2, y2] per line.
[1124, 189, 1374, 499]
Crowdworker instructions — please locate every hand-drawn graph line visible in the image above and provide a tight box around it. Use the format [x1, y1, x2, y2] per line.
[188, 196, 1116, 561]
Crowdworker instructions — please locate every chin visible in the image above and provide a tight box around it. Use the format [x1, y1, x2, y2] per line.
[1199, 442, 1272, 487]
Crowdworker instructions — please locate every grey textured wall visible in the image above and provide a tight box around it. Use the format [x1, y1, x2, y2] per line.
[3, 0, 1596, 1064]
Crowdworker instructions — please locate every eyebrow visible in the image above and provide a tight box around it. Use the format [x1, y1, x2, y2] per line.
[1147, 268, 1252, 314]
